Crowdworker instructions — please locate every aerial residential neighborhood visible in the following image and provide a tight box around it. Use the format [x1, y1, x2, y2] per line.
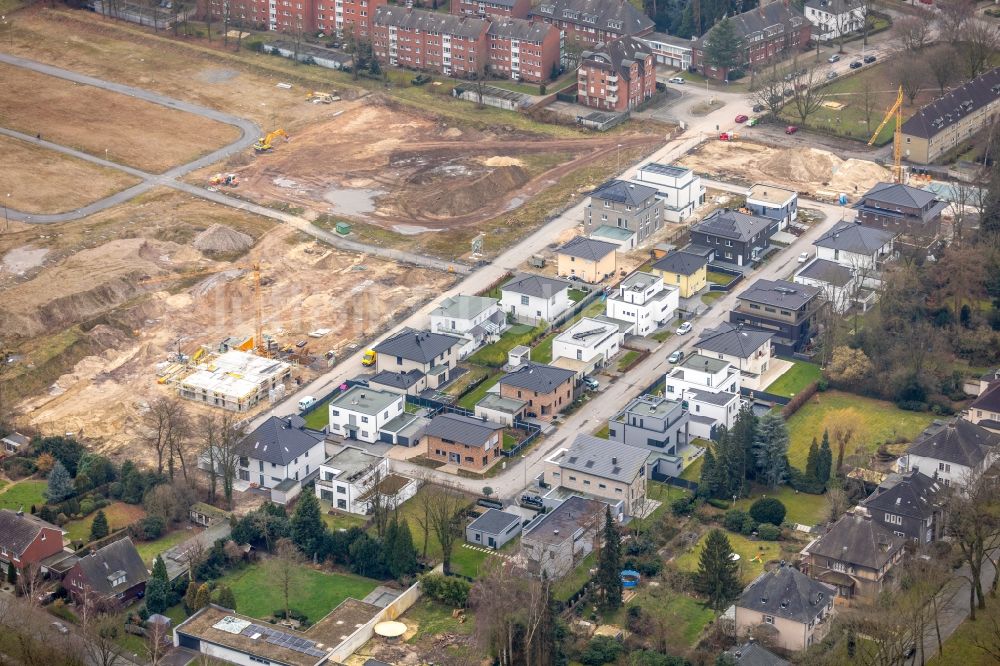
[2, 0, 1000, 665]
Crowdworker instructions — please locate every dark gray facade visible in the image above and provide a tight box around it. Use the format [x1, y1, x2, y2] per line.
[688, 209, 777, 267]
[584, 180, 663, 245]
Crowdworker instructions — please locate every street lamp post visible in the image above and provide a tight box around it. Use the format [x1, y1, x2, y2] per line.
[522, 454, 527, 490]
[3, 193, 9, 231]
[617, 143, 622, 172]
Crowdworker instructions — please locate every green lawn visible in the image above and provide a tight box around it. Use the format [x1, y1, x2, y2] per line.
[531, 330, 558, 364]
[617, 350, 640, 371]
[785, 390, 936, 471]
[701, 291, 724, 305]
[392, 486, 474, 562]
[319, 507, 368, 531]
[219, 563, 379, 622]
[445, 365, 491, 398]
[553, 551, 597, 602]
[608, 587, 714, 648]
[403, 598, 476, 643]
[764, 360, 822, 398]
[467, 324, 541, 367]
[674, 531, 781, 584]
[450, 545, 491, 579]
[502, 432, 518, 451]
[135, 529, 196, 565]
[63, 502, 147, 543]
[680, 453, 706, 483]
[593, 423, 610, 439]
[928, 595, 1000, 666]
[302, 396, 333, 430]
[456, 370, 502, 411]
[0, 479, 47, 512]
[706, 271, 733, 285]
[568, 288, 588, 303]
[650, 329, 673, 343]
[733, 486, 828, 526]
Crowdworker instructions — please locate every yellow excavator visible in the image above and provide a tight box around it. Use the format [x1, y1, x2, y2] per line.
[253, 129, 289, 153]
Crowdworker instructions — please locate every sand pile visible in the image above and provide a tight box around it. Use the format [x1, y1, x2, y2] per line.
[484, 156, 525, 167]
[193, 224, 254, 253]
[761, 148, 842, 184]
[828, 158, 891, 193]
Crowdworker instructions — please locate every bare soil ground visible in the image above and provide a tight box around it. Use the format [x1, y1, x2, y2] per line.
[0, 135, 142, 214]
[0, 62, 240, 173]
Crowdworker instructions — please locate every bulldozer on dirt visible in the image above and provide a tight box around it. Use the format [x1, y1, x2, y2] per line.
[253, 129, 290, 153]
[208, 173, 240, 187]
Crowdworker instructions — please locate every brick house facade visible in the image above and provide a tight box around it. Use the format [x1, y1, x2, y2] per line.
[335, 0, 386, 38]
[529, 0, 654, 47]
[197, 0, 318, 34]
[498, 362, 576, 421]
[64, 538, 149, 610]
[424, 413, 504, 471]
[487, 18, 561, 83]
[452, 0, 530, 19]
[0, 509, 64, 574]
[373, 6, 489, 78]
[577, 36, 656, 112]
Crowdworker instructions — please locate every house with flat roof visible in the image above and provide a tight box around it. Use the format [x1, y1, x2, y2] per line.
[520, 495, 604, 578]
[608, 394, 690, 476]
[499, 362, 577, 421]
[794, 259, 858, 314]
[178, 350, 292, 412]
[694, 322, 774, 389]
[735, 564, 835, 652]
[466, 509, 522, 549]
[373, 328, 463, 390]
[746, 184, 798, 231]
[475, 393, 528, 426]
[590, 224, 638, 248]
[315, 446, 419, 514]
[650, 250, 709, 298]
[665, 354, 742, 440]
[556, 236, 618, 283]
[424, 413, 505, 471]
[605, 272, 679, 337]
[861, 469, 943, 544]
[584, 179, 663, 247]
[854, 182, 948, 248]
[639, 32, 693, 70]
[729, 279, 824, 354]
[552, 317, 625, 371]
[689, 208, 777, 267]
[65, 538, 148, 609]
[897, 418, 1000, 489]
[633, 162, 704, 223]
[500, 273, 573, 324]
[328, 386, 404, 444]
[430, 295, 507, 359]
[224, 415, 324, 504]
[543, 434, 649, 518]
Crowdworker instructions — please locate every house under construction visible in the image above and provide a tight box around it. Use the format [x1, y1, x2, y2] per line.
[177, 350, 292, 412]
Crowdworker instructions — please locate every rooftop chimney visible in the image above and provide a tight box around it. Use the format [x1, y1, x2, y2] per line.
[612, 457, 618, 464]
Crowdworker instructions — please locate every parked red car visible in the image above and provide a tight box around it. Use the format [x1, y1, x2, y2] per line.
[785, 125, 799, 134]
[735, 114, 749, 123]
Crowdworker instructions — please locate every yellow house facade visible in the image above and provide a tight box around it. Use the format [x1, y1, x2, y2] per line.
[650, 250, 709, 298]
[556, 236, 618, 283]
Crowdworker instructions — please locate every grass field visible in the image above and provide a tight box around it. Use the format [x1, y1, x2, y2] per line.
[392, 486, 474, 562]
[553, 551, 597, 602]
[467, 324, 541, 367]
[302, 397, 333, 430]
[674, 530, 781, 583]
[927, 595, 1000, 666]
[319, 507, 368, 532]
[701, 291, 725, 305]
[617, 350, 640, 371]
[681, 455, 705, 482]
[785, 391, 936, 470]
[734, 486, 828, 526]
[134, 528, 197, 565]
[764, 360, 822, 398]
[457, 370, 503, 411]
[706, 271, 734, 285]
[403, 598, 477, 643]
[0, 479, 47, 512]
[608, 586, 714, 648]
[568, 288, 588, 303]
[219, 563, 379, 622]
[531, 330, 559, 364]
[650, 329, 673, 343]
[450, 545, 491, 579]
[63, 502, 147, 542]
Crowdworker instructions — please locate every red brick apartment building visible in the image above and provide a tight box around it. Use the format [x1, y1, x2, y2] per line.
[373, 6, 489, 78]
[691, 2, 811, 81]
[334, 0, 387, 38]
[196, 0, 317, 34]
[577, 36, 656, 111]
[452, 0, 530, 20]
[529, 0, 654, 46]
[488, 18, 561, 82]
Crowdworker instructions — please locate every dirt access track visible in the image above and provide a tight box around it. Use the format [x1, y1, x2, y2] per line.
[233, 97, 659, 233]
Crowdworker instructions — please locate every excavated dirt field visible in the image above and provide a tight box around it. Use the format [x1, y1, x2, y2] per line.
[0, 190, 452, 459]
[678, 141, 890, 198]
[231, 97, 657, 232]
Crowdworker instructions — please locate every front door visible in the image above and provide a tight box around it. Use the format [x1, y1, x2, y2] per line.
[449, 452, 461, 464]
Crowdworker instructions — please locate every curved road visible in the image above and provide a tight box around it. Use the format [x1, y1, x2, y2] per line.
[0, 52, 470, 274]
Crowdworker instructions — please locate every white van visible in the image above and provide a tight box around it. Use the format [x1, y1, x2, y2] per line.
[298, 396, 317, 411]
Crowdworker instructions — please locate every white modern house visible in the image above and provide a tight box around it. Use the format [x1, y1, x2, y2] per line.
[804, 0, 865, 40]
[794, 259, 859, 313]
[500, 273, 573, 325]
[665, 354, 742, 439]
[552, 317, 627, 371]
[605, 271, 679, 337]
[639, 32, 693, 70]
[897, 419, 1000, 490]
[693, 322, 774, 390]
[315, 446, 419, 514]
[429, 295, 507, 359]
[225, 415, 325, 504]
[813, 221, 896, 280]
[633, 163, 705, 223]
[746, 184, 798, 231]
[328, 386, 404, 444]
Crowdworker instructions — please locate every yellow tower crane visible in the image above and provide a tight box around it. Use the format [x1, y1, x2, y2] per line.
[869, 85, 904, 184]
[139, 263, 269, 357]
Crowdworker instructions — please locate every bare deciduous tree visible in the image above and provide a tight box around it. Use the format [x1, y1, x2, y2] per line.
[425, 484, 468, 576]
[936, 0, 975, 43]
[899, 58, 928, 106]
[892, 12, 933, 53]
[946, 469, 1000, 619]
[142, 396, 189, 479]
[928, 46, 958, 97]
[78, 599, 129, 666]
[749, 60, 787, 119]
[789, 65, 829, 125]
[960, 19, 1000, 81]
[265, 538, 304, 623]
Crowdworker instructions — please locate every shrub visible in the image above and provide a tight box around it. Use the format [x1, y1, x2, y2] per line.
[739, 515, 757, 535]
[757, 524, 781, 541]
[706, 498, 730, 510]
[723, 510, 749, 532]
[671, 496, 694, 516]
[895, 400, 928, 412]
[420, 573, 471, 607]
[79, 499, 96, 517]
[2, 457, 36, 478]
[749, 497, 786, 526]
[139, 516, 166, 540]
[108, 482, 124, 499]
[579, 635, 624, 666]
[817, 377, 830, 391]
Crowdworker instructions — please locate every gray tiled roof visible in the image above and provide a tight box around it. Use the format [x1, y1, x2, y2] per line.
[374, 327, 462, 364]
[581, 36, 652, 82]
[697, 2, 806, 48]
[424, 412, 503, 447]
[0, 509, 60, 558]
[738, 279, 821, 309]
[971, 383, 1000, 413]
[694, 322, 773, 359]
[73, 538, 149, 596]
[487, 17, 556, 42]
[2, 432, 29, 447]
[862, 470, 942, 520]
[468, 509, 521, 535]
[237, 416, 324, 466]
[808, 512, 905, 570]
[738, 565, 832, 625]
[531, 0, 654, 36]
[560, 434, 649, 483]
[431, 295, 497, 321]
[502, 273, 571, 299]
[796, 258, 854, 287]
[813, 220, 896, 255]
[691, 208, 774, 243]
[370, 369, 424, 390]
[804, 0, 863, 13]
[860, 182, 939, 209]
[373, 5, 488, 39]
[500, 362, 576, 394]
[557, 235, 618, 261]
[651, 250, 709, 276]
[906, 418, 1000, 468]
[902, 68, 1000, 140]
[590, 179, 658, 206]
[726, 643, 790, 666]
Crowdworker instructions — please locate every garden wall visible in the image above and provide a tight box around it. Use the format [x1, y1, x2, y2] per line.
[328, 579, 423, 662]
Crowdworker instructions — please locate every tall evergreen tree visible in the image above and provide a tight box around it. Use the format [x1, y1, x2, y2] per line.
[145, 555, 170, 615]
[387, 520, 419, 580]
[193, 583, 211, 611]
[704, 17, 742, 80]
[216, 585, 237, 611]
[595, 507, 623, 612]
[695, 529, 742, 611]
[184, 580, 200, 613]
[89, 510, 109, 542]
[45, 461, 74, 503]
[753, 413, 789, 489]
[290, 491, 325, 559]
[731, 405, 759, 486]
[805, 437, 820, 482]
[698, 448, 720, 498]
[817, 430, 833, 484]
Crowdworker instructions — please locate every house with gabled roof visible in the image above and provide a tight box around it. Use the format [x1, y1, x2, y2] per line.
[813, 220, 896, 274]
[373, 327, 463, 390]
[430, 295, 507, 359]
[500, 273, 573, 324]
[794, 259, 858, 313]
[584, 179, 663, 247]
[65, 538, 149, 608]
[556, 236, 618, 283]
[499, 361, 577, 421]
[966, 371, 1000, 433]
[897, 418, 1000, 489]
[577, 36, 657, 112]
[735, 563, 835, 652]
[861, 470, 943, 544]
[725, 642, 790, 666]
[854, 182, 948, 247]
[222, 415, 325, 504]
[0, 509, 64, 575]
[1, 432, 30, 457]
[372, 7, 489, 79]
[452, 0, 529, 19]
[529, 0, 654, 46]
[650, 250, 709, 298]
[694, 322, 774, 389]
[424, 412, 505, 471]
[689, 208, 777, 267]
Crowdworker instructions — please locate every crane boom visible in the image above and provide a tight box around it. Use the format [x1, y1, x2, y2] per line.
[869, 86, 904, 184]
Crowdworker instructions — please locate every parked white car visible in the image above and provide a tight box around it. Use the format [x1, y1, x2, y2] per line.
[798, 251, 811, 263]
[668, 77, 685, 84]
[676, 322, 693, 335]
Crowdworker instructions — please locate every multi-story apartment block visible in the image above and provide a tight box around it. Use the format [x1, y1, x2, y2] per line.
[577, 36, 656, 112]
[452, 0, 530, 20]
[487, 18, 561, 83]
[373, 6, 489, 78]
[529, 0, 654, 46]
[583, 179, 663, 246]
[639, 32, 693, 69]
[804, 0, 864, 41]
[333, 0, 386, 38]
